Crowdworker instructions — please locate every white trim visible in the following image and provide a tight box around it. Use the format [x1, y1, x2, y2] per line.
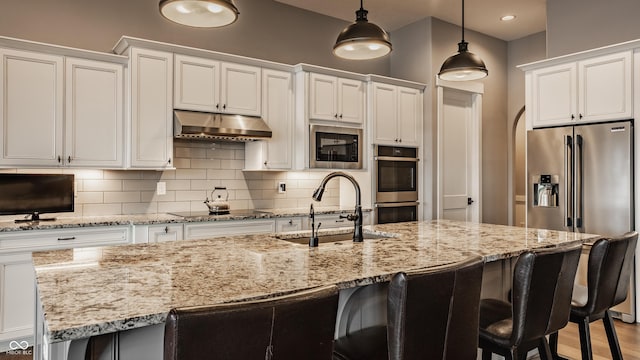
[435, 77, 484, 94]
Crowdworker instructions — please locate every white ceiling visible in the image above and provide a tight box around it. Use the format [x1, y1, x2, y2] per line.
[274, 0, 547, 42]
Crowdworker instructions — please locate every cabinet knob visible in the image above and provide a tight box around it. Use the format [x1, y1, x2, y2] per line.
[394, 139, 398, 142]
[264, 161, 268, 166]
[579, 114, 583, 119]
[288, 219, 293, 225]
[164, 226, 169, 234]
[223, 104, 227, 110]
[57, 155, 62, 163]
[216, 104, 220, 109]
[571, 114, 575, 120]
[399, 139, 402, 143]
[339, 114, 343, 119]
[68, 155, 72, 163]
[168, 158, 172, 164]
[334, 114, 338, 118]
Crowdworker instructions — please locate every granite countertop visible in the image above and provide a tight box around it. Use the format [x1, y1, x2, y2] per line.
[32, 219, 601, 343]
[0, 206, 367, 232]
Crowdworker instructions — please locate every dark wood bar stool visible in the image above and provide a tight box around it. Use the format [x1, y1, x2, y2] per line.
[549, 231, 638, 360]
[478, 244, 582, 360]
[333, 256, 485, 360]
[164, 285, 339, 360]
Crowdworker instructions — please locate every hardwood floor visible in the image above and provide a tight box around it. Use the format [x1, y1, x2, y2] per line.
[554, 319, 640, 359]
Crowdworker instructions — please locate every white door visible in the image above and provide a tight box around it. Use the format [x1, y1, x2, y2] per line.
[437, 83, 482, 222]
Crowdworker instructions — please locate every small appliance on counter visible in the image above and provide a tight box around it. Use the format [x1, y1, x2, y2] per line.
[204, 187, 230, 215]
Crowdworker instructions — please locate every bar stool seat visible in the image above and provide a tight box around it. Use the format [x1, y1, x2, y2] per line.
[164, 285, 339, 360]
[478, 244, 582, 360]
[333, 256, 485, 360]
[550, 231, 638, 360]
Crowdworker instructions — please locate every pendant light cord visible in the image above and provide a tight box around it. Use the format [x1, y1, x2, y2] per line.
[360, 0, 364, 11]
[461, 0, 465, 42]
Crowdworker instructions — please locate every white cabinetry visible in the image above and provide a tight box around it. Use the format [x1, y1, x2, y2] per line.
[309, 73, 364, 124]
[134, 224, 183, 244]
[529, 51, 632, 127]
[371, 82, 422, 146]
[0, 49, 64, 166]
[245, 69, 293, 170]
[275, 217, 303, 233]
[65, 57, 124, 167]
[129, 48, 174, 169]
[0, 49, 125, 168]
[174, 54, 261, 116]
[183, 220, 275, 240]
[0, 226, 130, 351]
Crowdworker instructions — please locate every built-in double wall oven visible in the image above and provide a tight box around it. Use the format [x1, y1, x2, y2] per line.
[374, 145, 419, 224]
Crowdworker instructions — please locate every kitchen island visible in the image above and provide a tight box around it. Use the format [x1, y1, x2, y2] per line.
[32, 220, 600, 360]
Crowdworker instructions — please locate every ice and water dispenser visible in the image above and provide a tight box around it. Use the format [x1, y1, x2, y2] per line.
[533, 174, 559, 207]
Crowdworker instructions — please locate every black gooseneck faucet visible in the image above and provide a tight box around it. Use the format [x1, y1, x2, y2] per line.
[312, 171, 363, 242]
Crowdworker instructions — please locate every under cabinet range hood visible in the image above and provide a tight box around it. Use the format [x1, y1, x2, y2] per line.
[173, 110, 272, 141]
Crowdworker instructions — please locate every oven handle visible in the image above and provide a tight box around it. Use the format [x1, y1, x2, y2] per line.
[374, 156, 419, 162]
[375, 202, 420, 208]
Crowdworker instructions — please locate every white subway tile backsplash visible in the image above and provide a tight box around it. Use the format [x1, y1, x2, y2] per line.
[10, 141, 339, 216]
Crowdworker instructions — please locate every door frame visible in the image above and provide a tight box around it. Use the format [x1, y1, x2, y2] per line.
[436, 78, 483, 222]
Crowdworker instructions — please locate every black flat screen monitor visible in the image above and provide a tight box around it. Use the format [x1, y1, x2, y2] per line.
[0, 174, 74, 222]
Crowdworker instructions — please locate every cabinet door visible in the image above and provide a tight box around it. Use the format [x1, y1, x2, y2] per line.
[276, 217, 303, 233]
[578, 51, 633, 122]
[220, 62, 261, 116]
[0, 253, 34, 344]
[309, 73, 337, 121]
[148, 224, 183, 243]
[0, 49, 63, 166]
[130, 48, 174, 169]
[260, 69, 293, 170]
[337, 78, 364, 124]
[371, 82, 398, 144]
[397, 87, 421, 146]
[174, 54, 220, 112]
[531, 63, 577, 127]
[65, 58, 124, 168]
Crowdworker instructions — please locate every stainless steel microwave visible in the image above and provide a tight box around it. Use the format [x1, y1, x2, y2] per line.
[309, 125, 363, 169]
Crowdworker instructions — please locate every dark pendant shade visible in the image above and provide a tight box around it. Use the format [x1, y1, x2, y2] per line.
[438, 0, 488, 81]
[439, 41, 488, 81]
[333, 3, 391, 60]
[159, 0, 239, 28]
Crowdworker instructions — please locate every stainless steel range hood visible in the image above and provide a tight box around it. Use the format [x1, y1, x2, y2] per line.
[173, 110, 272, 141]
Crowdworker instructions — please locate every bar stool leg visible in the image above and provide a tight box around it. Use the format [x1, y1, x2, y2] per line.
[602, 310, 623, 360]
[577, 317, 594, 360]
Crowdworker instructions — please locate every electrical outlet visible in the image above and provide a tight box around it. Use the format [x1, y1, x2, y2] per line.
[278, 182, 286, 193]
[156, 182, 166, 195]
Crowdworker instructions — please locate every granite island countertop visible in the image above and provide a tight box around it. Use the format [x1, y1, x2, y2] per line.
[32, 219, 601, 343]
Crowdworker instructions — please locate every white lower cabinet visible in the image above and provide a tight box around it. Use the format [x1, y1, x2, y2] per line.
[275, 217, 303, 233]
[134, 224, 183, 244]
[183, 219, 276, 240]
[0, 226, 131, 352]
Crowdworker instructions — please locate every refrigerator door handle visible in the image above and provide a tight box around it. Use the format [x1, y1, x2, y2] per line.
[576, 134, 583, 228]
[565, 135, 573, 227]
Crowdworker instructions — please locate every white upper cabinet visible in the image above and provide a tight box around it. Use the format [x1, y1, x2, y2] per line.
[0, 49, 124, 168]
[65, 57, 124, 168]
[129, 47, 174, 169]
[245, 69, 293, 170]
[0, 49, 64, 167]
[371, 82, 422, 147]
[529, 51, 632, 127]
[174, 54, 261, 116]
[309, 73, 364, 124]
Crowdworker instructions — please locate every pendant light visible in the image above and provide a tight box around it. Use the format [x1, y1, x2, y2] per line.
[333, 0, 392, 60]
[438, 0, 488, 81]
[159, 0, 239, 28]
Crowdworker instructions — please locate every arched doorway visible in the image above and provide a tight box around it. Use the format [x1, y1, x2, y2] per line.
[512, 106, 526, 227]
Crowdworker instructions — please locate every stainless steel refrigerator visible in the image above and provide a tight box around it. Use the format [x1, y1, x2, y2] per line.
[527, 120, 635, 322]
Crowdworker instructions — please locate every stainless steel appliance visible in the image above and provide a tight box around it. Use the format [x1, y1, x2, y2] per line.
[309, 125, 362, 169]
[527, 120, 634, 321]
[374, 145, 419, 224]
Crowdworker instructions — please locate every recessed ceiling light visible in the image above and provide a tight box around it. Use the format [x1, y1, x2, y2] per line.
[501, 15, 516, 21]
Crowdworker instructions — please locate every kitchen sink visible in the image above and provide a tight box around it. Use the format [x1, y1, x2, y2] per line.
[276, 231, 395, 245]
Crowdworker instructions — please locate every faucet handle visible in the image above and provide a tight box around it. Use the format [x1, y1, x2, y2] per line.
[339, 213, 358, 222]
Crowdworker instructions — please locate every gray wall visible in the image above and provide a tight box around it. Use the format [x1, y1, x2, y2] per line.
[547, 0, 640, 57]
[390, 17, 509, 225]
[507, 32, 546, 224]
[0, 0, 389, 75]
